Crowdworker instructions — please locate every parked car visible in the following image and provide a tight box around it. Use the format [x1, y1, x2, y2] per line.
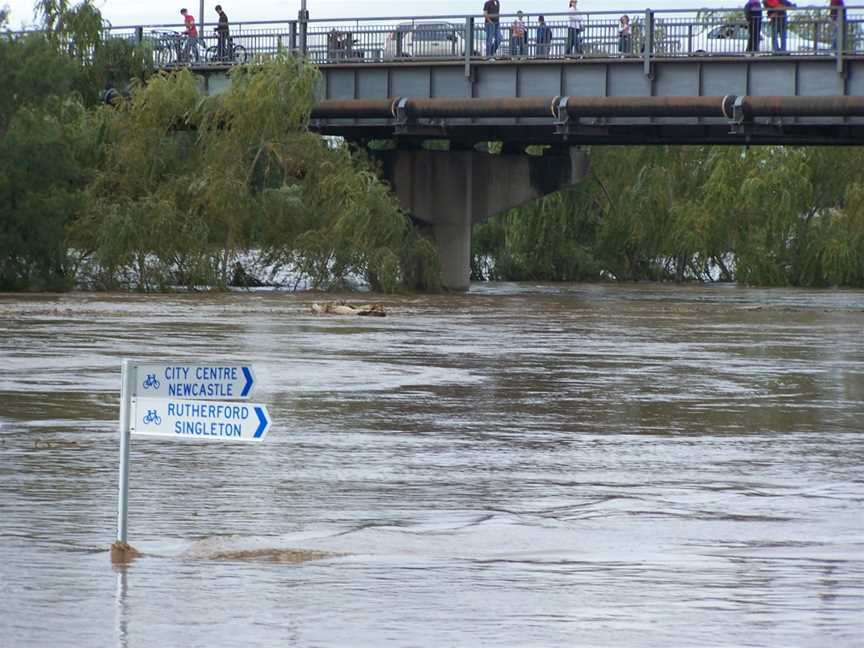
[383, 22, 466, 58]
[672, 21, 837, 56]
[698, 23, 759, 54]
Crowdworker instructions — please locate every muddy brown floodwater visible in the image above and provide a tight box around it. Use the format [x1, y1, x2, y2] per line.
[0, 283, 862, 647]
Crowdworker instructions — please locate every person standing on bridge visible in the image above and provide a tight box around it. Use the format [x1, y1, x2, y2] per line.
[484, 0, 501, 59]
[511, 11, 527, 58]
[618, 14, 631, 56]
[180, 8, 200, 62]
[566, 0, 584, 58]
[214, 5, 230, 60]
[830, 0, 846, 51]
[763, 0, 791, 53]
[536, 15, 553, 58]
[745, 0, 762, 53]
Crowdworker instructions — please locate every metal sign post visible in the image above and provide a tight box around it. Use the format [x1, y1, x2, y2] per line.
[114, 360, 272, 552]
[117, 360, 135, 544]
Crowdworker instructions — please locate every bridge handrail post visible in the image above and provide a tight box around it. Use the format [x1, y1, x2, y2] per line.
[464, 16, 474, 78]
[836, 9, 846, 76]
[289, 20, 297, 55]
[135, 26, 143, 44]
[643, 8, 654, 77]
[298, 6, 309, 56]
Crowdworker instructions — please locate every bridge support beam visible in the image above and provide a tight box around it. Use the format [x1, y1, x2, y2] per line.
[375, 147, 588, 291]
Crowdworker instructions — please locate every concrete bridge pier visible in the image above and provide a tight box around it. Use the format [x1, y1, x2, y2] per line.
[374, 146, 589, 290]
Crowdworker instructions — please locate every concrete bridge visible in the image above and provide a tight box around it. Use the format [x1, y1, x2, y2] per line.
[114, 6, 864, 289]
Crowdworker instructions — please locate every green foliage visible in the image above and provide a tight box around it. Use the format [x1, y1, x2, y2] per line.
[472, 188, 601, 282]
[0, 99, 95, 289]
[0, 33, 82, 131]
[789, 9, 834, 44]
[0, 0, 160, 290]
[696, 10, 745, 27]
[0, 26, 108, 290]
[74, 56, 438, 292]
[2, 4, 433, 294]
[36, 0, 104, 63]
[87, 37, 154, 99]
[475, 146, 864, 288]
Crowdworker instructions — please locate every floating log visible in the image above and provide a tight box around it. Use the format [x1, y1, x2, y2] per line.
[311, 301, 386, 317]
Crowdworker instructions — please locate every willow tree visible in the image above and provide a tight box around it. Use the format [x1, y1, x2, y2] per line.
[35, 0, 103, 62]
[0, 19, 102, 289]
[820, 181, 864, 286]
[726, 146, 864, 286]
[473, 145, 864, 288]
[72, 57, 439, 291]
[69, 71, 205, 289]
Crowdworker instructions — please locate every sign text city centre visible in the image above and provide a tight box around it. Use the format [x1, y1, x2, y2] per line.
[135, 363, 256, 399]
[115, 359, 273, 548]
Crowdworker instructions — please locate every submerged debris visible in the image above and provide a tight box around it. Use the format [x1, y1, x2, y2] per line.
[110, 541, 142, 564]
[230, 261, 265, 288]
[179, 535, 346, 563]
[34, 440, 82, 450]
[206, 548, 342, 564]
[311, 301, 387, 317]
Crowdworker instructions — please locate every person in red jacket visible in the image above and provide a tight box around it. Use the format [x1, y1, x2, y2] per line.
[763, 0, 791, 52]
[180, 8, 200, 62]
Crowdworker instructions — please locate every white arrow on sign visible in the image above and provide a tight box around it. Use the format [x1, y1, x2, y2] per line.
[134, 364, 256, 400]
[132, 397, 271, 442]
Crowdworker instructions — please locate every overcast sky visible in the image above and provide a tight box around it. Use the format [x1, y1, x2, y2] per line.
[4, 0, 759, 29]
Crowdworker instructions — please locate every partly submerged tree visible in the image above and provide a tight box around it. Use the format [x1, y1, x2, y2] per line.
[73, 57, 439, 291]
[0, 0, 153, 290]
[0, 10, 103, 290]
[473, 145, 864, 288]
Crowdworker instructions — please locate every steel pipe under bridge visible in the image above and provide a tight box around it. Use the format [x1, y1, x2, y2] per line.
[309, 94, 864, 145]
[314, 95, 864, 118]
[256, 50, 864, 146]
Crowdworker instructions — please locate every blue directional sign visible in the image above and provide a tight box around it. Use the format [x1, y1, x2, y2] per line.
[134, 364, 256, 400]
[131, 397, 271, 442]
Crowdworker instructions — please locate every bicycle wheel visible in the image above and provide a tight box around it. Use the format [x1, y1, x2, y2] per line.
[205, 45, 219, 63]
[154, 45, 173, 67]
[232, 44, 248, 64]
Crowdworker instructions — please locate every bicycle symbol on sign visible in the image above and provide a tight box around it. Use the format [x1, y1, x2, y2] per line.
[142, 373, 160, 390]
[143, 409, 162, 425]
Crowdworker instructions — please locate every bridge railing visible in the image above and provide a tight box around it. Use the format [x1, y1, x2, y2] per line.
[98, 5, 864, 67]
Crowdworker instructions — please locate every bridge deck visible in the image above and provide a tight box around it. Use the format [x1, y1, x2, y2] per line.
[128, 6, 864, 145]
[195, 56, 864, 145]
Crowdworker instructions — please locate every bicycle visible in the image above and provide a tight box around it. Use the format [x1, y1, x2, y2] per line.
[150, 30, 203, 66]
[142, 409, 162, 425]
[150, 30, 179, 66]
[205, 35, 248, 64]
[142, 373, 161, 390]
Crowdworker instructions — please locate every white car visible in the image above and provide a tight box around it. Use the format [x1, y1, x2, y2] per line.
[668, 21, 835, 56]
[383, 22, 466, 58]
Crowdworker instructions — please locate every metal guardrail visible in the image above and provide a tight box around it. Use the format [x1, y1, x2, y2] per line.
[32, 5, 864, 68]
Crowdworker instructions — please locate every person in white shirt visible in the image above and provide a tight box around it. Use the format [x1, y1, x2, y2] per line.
[618, 14, 631, 56]
[566, 0, 584, 57]
[511, 10, 527, 58]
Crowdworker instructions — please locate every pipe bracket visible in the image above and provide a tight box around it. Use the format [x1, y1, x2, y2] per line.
[394, 97, 410, 134]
